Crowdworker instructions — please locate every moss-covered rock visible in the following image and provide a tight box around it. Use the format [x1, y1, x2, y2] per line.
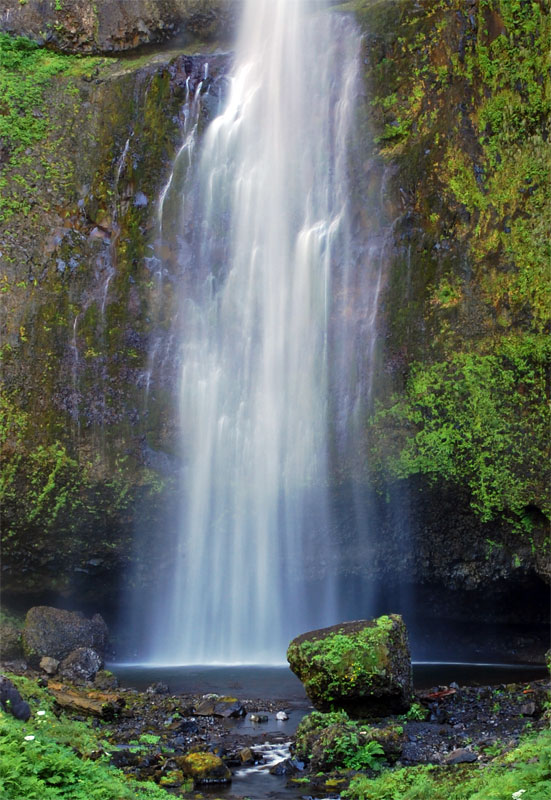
[21, 606, 108, 666]
[178, 751, 231, 784]
[287, 615, 413, 716]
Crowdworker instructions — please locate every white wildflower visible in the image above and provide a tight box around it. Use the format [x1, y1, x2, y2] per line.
[36, 710, 46, 716]
[512, 791, 527, 799]
[24, 735, 35, 741]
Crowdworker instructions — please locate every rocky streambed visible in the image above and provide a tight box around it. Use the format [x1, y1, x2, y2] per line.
[1, 608, 549, 797]
[1, 659, 549, 799]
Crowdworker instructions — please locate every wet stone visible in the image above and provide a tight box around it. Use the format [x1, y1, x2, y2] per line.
[445, 747, 478, 764]
[39, 656, 59, 675]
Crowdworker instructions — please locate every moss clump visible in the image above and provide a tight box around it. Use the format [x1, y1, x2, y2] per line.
[179, 752, 231, 784]
[0, 33, 101, 221]
[287, 615, 412, 716]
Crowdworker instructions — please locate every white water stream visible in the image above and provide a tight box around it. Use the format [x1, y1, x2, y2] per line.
[148, 0, 363, 664]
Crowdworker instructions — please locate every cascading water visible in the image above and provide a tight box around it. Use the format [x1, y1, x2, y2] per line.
[146, 0, 363, 664]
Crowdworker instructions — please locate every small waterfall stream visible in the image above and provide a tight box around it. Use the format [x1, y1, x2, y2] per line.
[146, 0, 365, 664]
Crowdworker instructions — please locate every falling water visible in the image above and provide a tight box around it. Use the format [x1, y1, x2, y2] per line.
[148, 0, 362, 664]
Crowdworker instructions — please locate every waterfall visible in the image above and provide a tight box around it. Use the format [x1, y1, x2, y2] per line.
[147, 0, 362, 664]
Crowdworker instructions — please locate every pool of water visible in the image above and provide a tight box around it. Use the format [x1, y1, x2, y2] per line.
[110, 661, 547, 700]
[110, 664, 307, 702]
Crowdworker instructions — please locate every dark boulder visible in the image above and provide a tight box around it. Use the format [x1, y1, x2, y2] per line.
[445, 748, 478, 764]
[22, 607, 108, 666]
[59, 647, 103, 683]
[0, 675, 31, 721]
[287, 614, 413, 717]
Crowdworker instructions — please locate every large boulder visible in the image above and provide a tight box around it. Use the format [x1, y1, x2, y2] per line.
[22, 607, 108, 667]
[0, 0, 237, 54]
[287, 614, 413, 717]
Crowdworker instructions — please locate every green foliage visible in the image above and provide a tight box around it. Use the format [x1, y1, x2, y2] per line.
[139, 733, 161, 745]
[295, 710, 352, 759]
[343, 728, 551, 800]
[337, 737, 385, 771]
[371, 336, 550, 529]
[0, 675, 168, 800]
[404, 702, 428, 721]
[295, 710, 388, 771]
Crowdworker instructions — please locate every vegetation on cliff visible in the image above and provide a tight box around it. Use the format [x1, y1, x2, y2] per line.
[0, 34, 185, 600]
[360, 0, 550, 532]
[1, 0, 549, 603]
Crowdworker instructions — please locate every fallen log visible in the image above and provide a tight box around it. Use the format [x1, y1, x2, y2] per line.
[47, 681, 126, 718]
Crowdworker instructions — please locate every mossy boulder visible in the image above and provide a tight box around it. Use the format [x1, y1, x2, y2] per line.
[287, 614, 412, 716]
[178, 752, 231, 784]
[21, 606, 108, 667]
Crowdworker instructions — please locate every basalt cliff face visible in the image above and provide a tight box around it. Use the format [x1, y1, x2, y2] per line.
[0, 1, 549, 643]
[0, 0, 236, 53]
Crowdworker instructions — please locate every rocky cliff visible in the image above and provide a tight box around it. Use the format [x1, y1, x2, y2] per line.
[0, 0, 549, 638]
[0, 0, 236, 53]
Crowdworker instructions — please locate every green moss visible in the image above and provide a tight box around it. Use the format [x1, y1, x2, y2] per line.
[0, 393, 170, 568]
[180, 751, 231, 784]
[355, 0, 550, 532]
[295, 710, 400, 771]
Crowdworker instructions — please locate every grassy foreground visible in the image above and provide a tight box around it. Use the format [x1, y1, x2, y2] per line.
[0, 674, 167, 800]
[343, 727, 551, 800]
[0, 673, 550, 799]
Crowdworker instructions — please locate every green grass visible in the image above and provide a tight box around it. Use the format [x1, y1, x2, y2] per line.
[0, 675, 169, 800]
[344, 727, 551, 800]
